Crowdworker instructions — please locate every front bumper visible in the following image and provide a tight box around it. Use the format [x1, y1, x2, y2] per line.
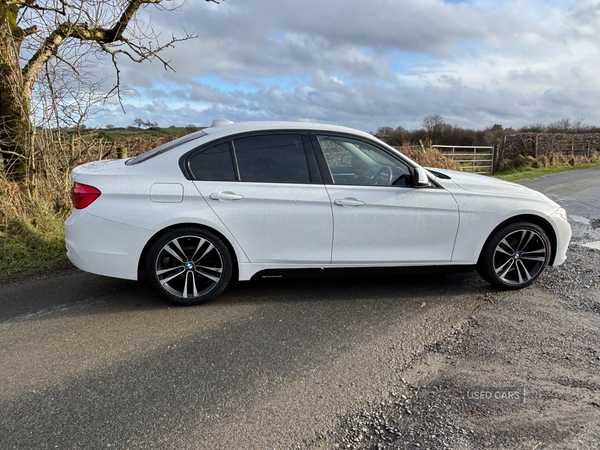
[550, 208, 572, 266]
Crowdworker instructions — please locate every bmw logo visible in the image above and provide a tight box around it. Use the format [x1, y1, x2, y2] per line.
[186, 262, 194, 270]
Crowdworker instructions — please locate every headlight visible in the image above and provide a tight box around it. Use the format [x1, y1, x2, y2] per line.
[553, 207, 568, 222]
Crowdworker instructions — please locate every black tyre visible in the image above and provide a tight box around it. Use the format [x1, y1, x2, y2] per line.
[146, 227, 233, 305]
[477, 222, 551, 290]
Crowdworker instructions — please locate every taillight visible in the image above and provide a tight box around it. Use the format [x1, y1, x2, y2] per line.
[71, 182, 101, 209]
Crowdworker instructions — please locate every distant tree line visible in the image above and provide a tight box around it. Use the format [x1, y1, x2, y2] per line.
[375, 115, 600, 147]
[518, 118, 600, 134]
[133, 118, 160, 130]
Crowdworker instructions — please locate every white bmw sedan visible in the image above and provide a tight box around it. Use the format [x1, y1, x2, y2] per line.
[65, 120, 571, 305]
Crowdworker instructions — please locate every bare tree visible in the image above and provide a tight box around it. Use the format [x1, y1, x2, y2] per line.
[0, 0, 214, 177]
[548, 118, 572, 132]
[573, 118, 586, 132]
[375, 126, 394, 138]
[421, 114, 444, 144]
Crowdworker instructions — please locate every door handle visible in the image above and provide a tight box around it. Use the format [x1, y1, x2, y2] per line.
[334, 197, 365, 207]
[209, 192, 243, 201]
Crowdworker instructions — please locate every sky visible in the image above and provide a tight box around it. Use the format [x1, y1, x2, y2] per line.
[89, 0, 600, 133]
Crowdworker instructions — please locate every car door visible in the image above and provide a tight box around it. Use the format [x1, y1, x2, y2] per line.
[189, 133, 333, 264]
[314, 134, 459, 264]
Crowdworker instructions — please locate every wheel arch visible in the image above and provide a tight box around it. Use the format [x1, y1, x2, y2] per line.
[137, 223, 240, 281]
[477, 214, 558, 266]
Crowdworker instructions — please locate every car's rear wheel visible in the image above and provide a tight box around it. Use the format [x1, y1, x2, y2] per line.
[478, 222, 551, 290]
[146, 227, 233, 305]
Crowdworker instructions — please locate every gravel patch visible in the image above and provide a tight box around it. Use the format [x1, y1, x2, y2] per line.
[300, 385, 471, 450]
[540, 245, 600, 314]
[300, 245, 600, 449]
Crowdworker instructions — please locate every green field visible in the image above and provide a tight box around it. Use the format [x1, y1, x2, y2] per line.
[494, 162, 600, 181]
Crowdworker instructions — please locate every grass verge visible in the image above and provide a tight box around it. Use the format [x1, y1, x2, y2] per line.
[0, 175, 70, 284]
[494, 161, 600, 181]
[0, 209, 68, 283]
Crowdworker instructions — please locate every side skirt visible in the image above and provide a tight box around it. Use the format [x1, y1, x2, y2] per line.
[250, 265, 476, 281]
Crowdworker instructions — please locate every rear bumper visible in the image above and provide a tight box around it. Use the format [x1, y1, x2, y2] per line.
[65, 210, 153, 280]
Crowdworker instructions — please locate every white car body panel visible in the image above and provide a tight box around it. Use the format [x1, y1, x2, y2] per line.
[150, 183, 184, 203]
[64, 121, 572, 286]
[193, 181, 333, 263]
[66, 158, 250, 280]
[65, 209, 154, 280]
[430, 169, 570, 265]
[325, 185, 459, 263]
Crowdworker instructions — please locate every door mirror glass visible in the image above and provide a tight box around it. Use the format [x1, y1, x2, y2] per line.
[341, 154, 353, 165]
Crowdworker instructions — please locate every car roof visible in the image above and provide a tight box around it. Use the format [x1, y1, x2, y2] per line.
[203, 120, 376, 141]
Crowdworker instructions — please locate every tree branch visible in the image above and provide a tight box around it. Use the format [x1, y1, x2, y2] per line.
[17, 0, 211, 117]
[20, 0, 176, 96]
[5, 0, 68, 15]
[22, 24, 38, 37]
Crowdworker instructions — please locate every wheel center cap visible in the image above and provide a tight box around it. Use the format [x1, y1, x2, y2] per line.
[185, 262, 195, 270]
[514, 253, 520, 259]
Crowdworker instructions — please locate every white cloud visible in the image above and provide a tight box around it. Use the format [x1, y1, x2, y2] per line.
[86, 0, 600, 131]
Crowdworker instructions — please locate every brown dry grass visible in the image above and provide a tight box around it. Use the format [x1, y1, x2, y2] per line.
[0, 173, 69, 276]
[394, 144, 463, 171]
[497, 150, 600, 173]
[0, 132, 115, 276]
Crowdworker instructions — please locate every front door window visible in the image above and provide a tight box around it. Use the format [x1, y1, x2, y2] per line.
[317, 135, 413, 187]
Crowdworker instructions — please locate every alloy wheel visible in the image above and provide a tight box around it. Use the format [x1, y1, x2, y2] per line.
[155, 235, 224, 299]
[492, 229, 548, 285]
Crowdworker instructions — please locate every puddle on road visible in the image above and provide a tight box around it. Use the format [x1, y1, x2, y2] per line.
[569, 215, 591, 225]
[582, 241, 600, 250]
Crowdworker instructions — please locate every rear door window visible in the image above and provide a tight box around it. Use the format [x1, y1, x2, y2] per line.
[232, 134, 311, 183]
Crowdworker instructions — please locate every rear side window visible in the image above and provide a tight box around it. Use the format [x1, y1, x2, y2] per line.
[189, 142, 236, 181]
[233, 135, 310, 183]
[126, 130, 207, 165]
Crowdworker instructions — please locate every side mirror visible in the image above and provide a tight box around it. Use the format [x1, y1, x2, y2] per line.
[415, 167, 430, 188]
[341, 154, 353, 165]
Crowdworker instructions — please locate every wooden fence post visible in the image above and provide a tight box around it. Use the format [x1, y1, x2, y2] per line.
[116, 147, 128, 159]
[588, 141, 591, 158]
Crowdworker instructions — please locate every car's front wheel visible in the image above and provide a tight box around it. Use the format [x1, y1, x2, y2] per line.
[146, 227, 233, 305]
[478, 222, 551, 290]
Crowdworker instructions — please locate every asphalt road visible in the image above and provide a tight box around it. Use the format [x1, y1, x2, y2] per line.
[518, 165, 600, 244]
[1, 167, 598, 449]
